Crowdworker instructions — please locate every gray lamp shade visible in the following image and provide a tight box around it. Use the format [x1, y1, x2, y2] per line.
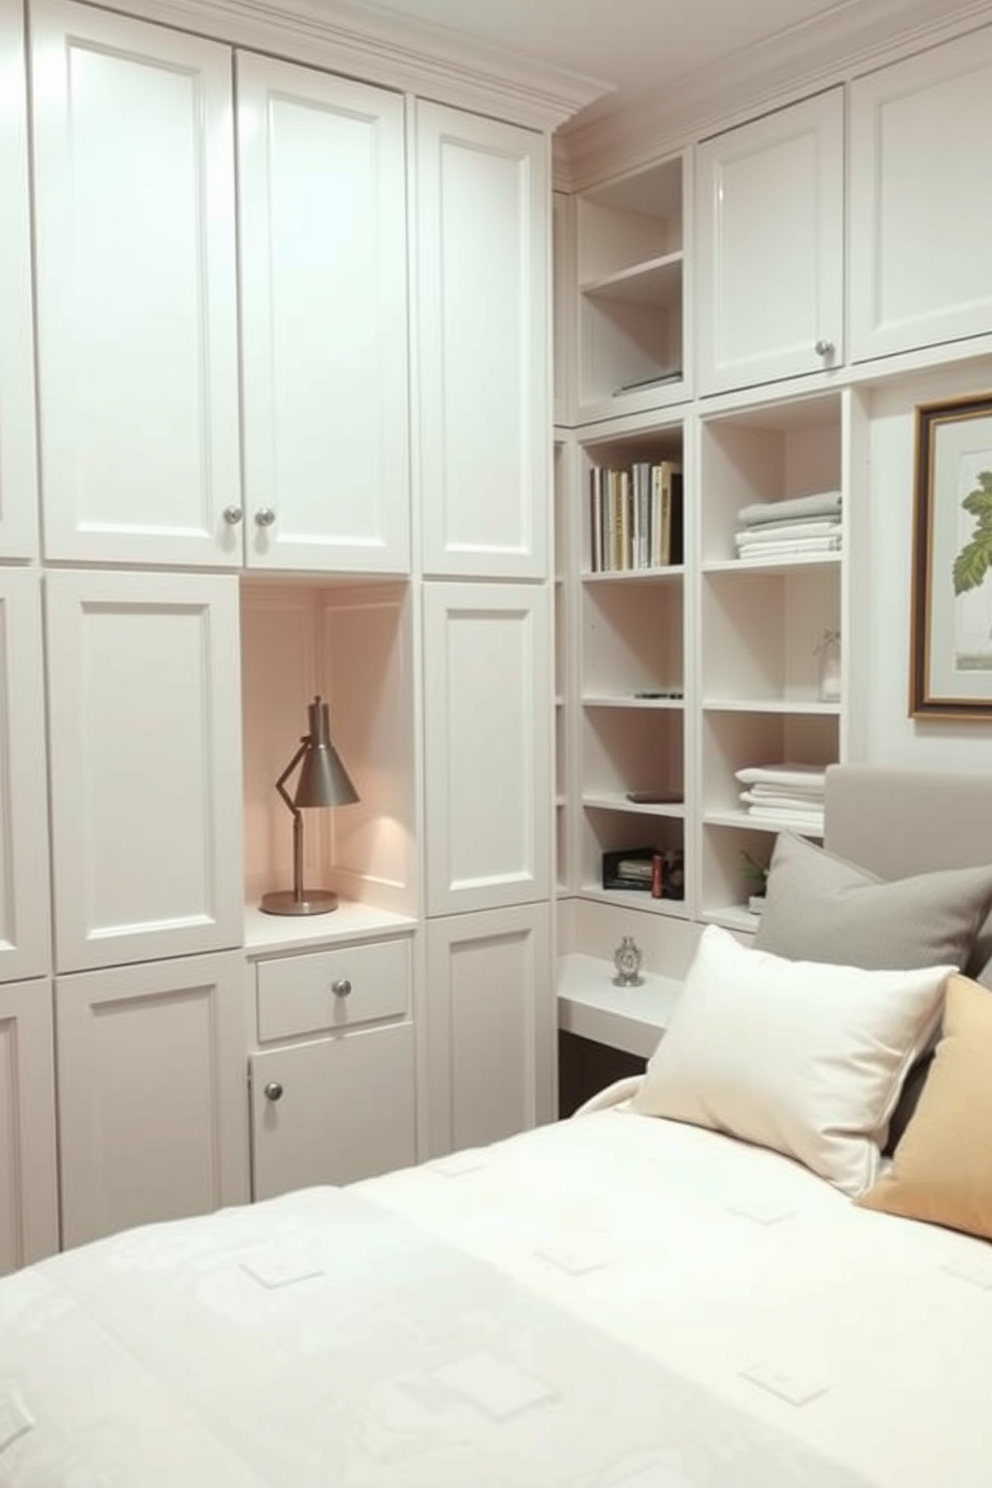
[292, 697, 359, 809]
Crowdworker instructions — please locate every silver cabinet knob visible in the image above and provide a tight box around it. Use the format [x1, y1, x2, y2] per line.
[254, 507, 276, 527]
[814, 339, 836, 357]
[331, 978, 352, 998]
[222, 505, 243, 525]
[263, 1080, 284, 1102]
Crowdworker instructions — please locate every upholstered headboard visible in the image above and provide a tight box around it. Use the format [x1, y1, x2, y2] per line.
[824, 764, 992, 985]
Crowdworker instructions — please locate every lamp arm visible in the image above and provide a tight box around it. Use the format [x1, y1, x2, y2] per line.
[273, 739, 308, 815]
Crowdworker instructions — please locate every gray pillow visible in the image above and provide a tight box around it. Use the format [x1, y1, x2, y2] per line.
[754, 831, 992, 978]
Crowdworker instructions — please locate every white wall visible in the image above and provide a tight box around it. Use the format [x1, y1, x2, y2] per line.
[849, 356, 992, 770]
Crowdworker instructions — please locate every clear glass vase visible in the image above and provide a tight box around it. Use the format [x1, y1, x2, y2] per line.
[815, 628, 841, 703]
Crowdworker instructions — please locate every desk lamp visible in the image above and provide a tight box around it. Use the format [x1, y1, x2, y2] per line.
[260, 695, 358, 916]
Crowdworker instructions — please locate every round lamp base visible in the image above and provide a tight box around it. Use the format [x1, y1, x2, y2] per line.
[260, 888, 339, 916]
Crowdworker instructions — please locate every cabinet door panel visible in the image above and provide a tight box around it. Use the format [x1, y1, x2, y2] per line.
[0, 0, 38, 560]
[696, 89, 843, 393]
[31, 0, 240, 565]
[56, 953, 248, 1248]
[0, 571, 51, 983]
[0, 981, 58, 1274]
[423, 583, 552, 915]
[849, 29, 992, 360]
[45, 571, 243, 971]
[251, 1022, 415, 1199]
[238, 54, 409, 573]
[424, 903, 553, 1156]
[415, 103, 550, 578]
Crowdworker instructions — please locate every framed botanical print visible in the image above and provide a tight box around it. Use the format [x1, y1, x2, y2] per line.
[910, 393, 992, 719]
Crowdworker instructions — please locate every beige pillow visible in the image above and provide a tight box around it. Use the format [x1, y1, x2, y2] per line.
[856, 975, 992, 1239]
[753, 831, 992, 976]
[631, 925, 953, 1197]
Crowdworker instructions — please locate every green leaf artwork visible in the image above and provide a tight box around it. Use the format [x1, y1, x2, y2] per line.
[953, 469, 992, 597]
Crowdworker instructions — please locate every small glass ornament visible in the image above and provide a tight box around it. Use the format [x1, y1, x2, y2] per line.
[815, 628, 841, 703]
[613, 935, 644, 987]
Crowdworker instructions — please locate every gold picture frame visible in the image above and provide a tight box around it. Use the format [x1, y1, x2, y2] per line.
[910, 393, 992, 720]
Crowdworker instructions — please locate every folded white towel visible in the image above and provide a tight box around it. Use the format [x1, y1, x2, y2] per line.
[746, 804, 825, 830]
[736, 520, 841, 545]
[740, 791, 828, 813]
[737, 535, 841, 559]
[736, 763, 827, 791]
[737, 491, 842, 526]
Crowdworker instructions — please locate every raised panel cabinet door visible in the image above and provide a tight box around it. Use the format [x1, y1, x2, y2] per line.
[696, 89, 844, 394]
[415, 103, 551, 578]
[422, 582, 552, 916]
[30, 0, 241, 566]
[424, 902, 554, 1157]
[45, 571, 244, 973]
[0, 571, 51, 983]
[56, 952, 248, 1248]
[237, 54, 410, 574]
[0, 0, 39, 560]
[251, 1022, 416, 1201]
[849, 29, 992, 362]
[0, 981, 59, 1274]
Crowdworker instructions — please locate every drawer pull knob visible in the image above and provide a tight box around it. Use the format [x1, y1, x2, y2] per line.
[254, 507, 276, 527]
[264, 1080, 284, 1102]
[814, 338, 835, 357]
[332, 978, 352, 998]
[222, 505, 243, 525]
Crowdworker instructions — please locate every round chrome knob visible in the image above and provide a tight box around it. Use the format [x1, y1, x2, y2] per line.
[254, 507, 276, 527]
[332, 978, 352, 998]
[222, 505, 243, 525]
[263, 1080, 284, 1102]
[814, 339, 836, 357]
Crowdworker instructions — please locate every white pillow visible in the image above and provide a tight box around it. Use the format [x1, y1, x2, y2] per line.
[631, 925, 953, 1197]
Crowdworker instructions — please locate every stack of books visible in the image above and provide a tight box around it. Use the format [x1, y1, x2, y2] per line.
[735, 490, 841, 562]
[589, 460, 683, 572]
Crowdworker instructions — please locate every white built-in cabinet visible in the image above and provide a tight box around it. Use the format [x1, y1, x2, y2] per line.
[695, 88, 844, 393]
[4, 0, 556, 1256]
[0, 982, 59, 1274]
[236, 54, 410, 573]
[30, 2, 242, 567]
[0, 0, 38, 560]
[56, 952, 248, 1249]
[0, 571, 51, 983]
[849, 26, 992, 362]
[45, 570, 244, 973]
[249, 935, 416, 1199]
[31, 2, 412, 574]
[415, 104, 550, 579]
[424, 903, 554, 1154]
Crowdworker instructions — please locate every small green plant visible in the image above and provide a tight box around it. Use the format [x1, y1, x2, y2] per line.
[953, 469, 992, 597]
[739, 849, 768, 896]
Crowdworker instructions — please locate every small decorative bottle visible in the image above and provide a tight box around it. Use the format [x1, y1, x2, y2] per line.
[815, 628, 841, 703]
[612, 935, 644, 988]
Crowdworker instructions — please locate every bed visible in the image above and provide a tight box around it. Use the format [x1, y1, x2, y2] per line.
[2, 764, 992, 1488]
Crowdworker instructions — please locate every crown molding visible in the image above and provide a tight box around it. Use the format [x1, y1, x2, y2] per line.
[559, 0, 992, 187]
[80, 0, 608, 131]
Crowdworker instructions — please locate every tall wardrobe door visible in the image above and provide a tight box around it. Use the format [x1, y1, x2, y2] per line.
[30, 0, 241, 566]
[237, 53, 409, 574]
[45, 571, 244, 972]
[414, 103, 550, 578]
[0, 0, 39, 560]
[422, 581, 552, 916]
[0, 571, 51, 983]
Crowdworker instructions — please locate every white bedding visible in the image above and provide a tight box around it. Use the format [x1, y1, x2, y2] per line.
[1, 1109, 990, 1486]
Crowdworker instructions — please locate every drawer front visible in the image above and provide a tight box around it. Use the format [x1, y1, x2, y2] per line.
[256, 937, 411, 1042]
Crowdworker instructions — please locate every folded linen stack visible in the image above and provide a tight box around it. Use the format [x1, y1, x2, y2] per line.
[735, 490, 842, 561]
[735, 762, 826, 833]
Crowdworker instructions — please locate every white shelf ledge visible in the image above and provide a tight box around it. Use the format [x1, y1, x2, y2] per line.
[558, 952, 682, 1058]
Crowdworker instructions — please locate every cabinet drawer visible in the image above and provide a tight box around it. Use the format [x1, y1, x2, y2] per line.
[256, 938, 411, 1042]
